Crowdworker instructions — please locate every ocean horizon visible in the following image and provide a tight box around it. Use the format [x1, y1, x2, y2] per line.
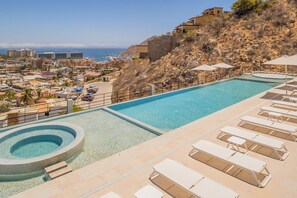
[0, 48, 126, 62]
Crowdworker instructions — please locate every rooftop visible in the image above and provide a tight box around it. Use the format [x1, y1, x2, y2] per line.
[13, 79, 297, 198]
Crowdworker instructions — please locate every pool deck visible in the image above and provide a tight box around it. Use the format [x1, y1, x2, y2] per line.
[13, 81, 297, 198]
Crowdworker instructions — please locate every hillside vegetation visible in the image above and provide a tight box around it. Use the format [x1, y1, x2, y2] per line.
[113, 0, 297, 95]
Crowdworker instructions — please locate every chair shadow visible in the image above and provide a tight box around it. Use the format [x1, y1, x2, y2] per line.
[260, 92, 285, 100]
[150, 175, 194, 198]
[287, 81, 297, 85]
[274, 85, 295, 91]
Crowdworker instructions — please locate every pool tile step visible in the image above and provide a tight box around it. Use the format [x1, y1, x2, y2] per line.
[48, 166, 73, 180]
[44, 161, 67, 174]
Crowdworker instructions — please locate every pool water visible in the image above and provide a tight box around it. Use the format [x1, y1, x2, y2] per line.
[11, 135, 62, 158]
[110, 79, 278, 131]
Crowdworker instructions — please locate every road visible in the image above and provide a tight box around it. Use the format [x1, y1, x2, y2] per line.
[76, 81, 113, 109]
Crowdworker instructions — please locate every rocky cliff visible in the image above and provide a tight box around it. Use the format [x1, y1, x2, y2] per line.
[113, 0, 297, 95]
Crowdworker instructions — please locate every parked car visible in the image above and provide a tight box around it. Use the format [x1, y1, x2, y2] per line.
[87, 88, 98, 94]
[81, 93, 94, 101]
[87, 86, 98, 93]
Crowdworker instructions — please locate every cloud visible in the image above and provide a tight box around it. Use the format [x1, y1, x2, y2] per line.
[0, 42, 124, 48]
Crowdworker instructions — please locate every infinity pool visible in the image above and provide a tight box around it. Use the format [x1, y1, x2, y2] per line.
[109, 79, 279, 131]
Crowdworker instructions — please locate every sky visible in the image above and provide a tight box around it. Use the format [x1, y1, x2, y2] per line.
[0, 0, 235, 48]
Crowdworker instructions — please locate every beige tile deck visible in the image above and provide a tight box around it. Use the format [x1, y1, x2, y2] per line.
[13, 81, 297, 198]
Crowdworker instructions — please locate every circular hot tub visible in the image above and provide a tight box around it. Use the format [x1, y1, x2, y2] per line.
[0, 122, 84, 177]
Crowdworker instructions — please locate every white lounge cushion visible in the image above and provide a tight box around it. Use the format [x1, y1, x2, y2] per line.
[221, 126, 257, 140]
[253, 135, 284, 149]
[153, 159, 239, 198]
[153, 159, 204, 189]
[241, 116, 297, 133]
[193, 140, 267, 173]
[261, 106, 297, 117]
[229, 153, 266, 173]
[272, 100, 297, 108]
[221, 126, 285, 149]
[192, 140, 236, 160]
[190, 177, 238, 198]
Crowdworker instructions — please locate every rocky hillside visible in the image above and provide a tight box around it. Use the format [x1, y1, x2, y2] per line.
[113, 0, 297, 95]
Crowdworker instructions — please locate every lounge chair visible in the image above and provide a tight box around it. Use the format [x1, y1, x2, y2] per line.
[282, 95, 297, 102]
[218, 126, 289, 160]
[134, 185, 163, 198]
[100, 192, 122, 198]
[271, 100, 297, 108]
[150, 159, 239, 198]
[239, 116, 297, 141]
[260, 106, 297, 121]
[290, 89, 297, 95]
[190, 140, 271, 188]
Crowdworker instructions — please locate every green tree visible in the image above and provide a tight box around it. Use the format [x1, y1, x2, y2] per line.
[232, 0, 269, 16]
[0, 102, 10, 113]
[20, 89, 34, 105]
[69, 71, 74, 80]
[5, 89, 15, 102]
[56, 71, 63, 79]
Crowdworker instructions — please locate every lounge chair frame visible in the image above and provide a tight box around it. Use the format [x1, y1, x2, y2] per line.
[218, 126, 289, 160]
[190, 141, 272, 188]
[239, 116, 297, 141]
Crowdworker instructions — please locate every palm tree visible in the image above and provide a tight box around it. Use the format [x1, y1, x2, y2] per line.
[69, 71, 74, 80]
[36, 88, 42, 99]
[20, 89, 33, 105]
[5, 89, 15, 102]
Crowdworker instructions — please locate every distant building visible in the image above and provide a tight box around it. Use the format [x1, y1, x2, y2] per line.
[37, 52, 83, 60]
[202, 7, 224, 16]
[175, 7, 226, 34]
[135, 45, 149, 59]
[7, 49, 36, 58]
[135, 35, 176, 62]
[38, 52, 55, 59]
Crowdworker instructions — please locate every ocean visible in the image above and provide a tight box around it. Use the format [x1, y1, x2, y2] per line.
[0, 48, 126, 62]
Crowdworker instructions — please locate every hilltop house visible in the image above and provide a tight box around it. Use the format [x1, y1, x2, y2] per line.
[133, 7, 229, 62]
[175, 7, 226, 34]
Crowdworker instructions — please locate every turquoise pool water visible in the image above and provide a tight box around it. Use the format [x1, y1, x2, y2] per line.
[11, 135, 62, 158]
[109, 79, 278, 131]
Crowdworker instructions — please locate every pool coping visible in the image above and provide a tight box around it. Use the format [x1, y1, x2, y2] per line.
[102, 108, 164, 136]
[0, 122, 85, 176]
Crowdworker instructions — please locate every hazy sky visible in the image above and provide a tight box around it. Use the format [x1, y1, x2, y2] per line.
[0, 0, 235, 48]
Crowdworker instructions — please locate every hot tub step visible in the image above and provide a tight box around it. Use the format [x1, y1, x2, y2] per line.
[48, 166, 73, 180]
[44, 161, 67, 174]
